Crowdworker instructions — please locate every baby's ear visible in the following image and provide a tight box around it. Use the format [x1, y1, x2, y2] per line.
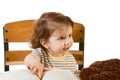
[40, 39, 49, 49]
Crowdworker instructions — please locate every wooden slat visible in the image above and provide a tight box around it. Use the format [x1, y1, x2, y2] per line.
[4, 20, 84, 42]
[72, 23, 85, 42]
[4, 20, 35, 42]
[5, 50, 83, 65]
[70, 51, 84, 65]
[6, 61, 24, 65]
[5, 50, 32, 64]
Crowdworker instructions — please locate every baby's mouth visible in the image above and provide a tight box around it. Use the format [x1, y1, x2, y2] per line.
[63, 47, 69, 51]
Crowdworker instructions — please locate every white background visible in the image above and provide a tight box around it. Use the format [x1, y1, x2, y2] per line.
[0, 0, 120, 72]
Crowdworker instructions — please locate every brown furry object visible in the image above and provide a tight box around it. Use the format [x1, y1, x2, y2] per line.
[79, 58, 120, 80]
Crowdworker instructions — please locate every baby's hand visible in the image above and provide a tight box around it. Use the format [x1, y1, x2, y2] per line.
[28, 64, 44, 79]
[24, 54, 51, 79]
[29, 66, 51, 79]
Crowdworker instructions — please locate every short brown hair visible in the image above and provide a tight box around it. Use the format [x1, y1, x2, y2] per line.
[30, 12, 73, 49]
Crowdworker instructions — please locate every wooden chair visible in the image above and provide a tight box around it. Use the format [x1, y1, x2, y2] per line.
[3, 20, 85, 71]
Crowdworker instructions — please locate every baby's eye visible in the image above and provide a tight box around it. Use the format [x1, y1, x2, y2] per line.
[59, 37, 65, 40]
[69, 34, 72, 37]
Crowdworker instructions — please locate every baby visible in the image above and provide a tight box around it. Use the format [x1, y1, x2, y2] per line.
[24, 12, 78, 79]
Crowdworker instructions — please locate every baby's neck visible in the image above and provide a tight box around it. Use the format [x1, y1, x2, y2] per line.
[48, 52, 66, 60]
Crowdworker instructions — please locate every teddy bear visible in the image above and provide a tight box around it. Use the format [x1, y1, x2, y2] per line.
[79, 58, 120, 80]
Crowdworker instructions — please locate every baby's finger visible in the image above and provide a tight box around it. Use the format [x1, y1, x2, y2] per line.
[37, 69, 44, 79]
[31, 67, 37, 74]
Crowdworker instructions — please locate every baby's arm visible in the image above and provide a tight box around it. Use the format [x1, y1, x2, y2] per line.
[24, 53, 44, 79]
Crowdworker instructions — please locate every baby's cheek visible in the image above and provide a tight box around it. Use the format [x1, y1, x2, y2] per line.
[70, 42, 73, 47]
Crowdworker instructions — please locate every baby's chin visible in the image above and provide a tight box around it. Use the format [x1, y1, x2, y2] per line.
[62, 50, 69, 54]
[63, 48, 70, 52]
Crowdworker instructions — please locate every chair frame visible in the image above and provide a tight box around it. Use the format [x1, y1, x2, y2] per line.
[3, 20, 85, 71]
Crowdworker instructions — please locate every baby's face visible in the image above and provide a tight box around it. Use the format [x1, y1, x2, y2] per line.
[46, 25, 73, 56]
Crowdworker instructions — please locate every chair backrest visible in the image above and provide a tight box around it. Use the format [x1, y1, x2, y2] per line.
[3, 20, 85, 71]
